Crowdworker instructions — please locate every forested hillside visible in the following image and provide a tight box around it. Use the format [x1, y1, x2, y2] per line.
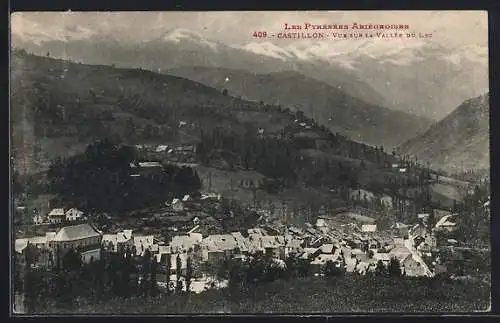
[11, 50, 465, 224]
[400, 93, 489, 173]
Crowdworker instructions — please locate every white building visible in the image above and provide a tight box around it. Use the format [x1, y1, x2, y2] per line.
[48, 208, 65, 224]
[50, 223, 103, 264]
[65, 208, 85, 222]
[33, 213, 45, 225]
[172, 198, 184, 211]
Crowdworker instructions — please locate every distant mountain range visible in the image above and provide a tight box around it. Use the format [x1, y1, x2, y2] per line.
[400, 93, 489, 172]
[11, 26, 489, 120]
[167, 66, 432, 148]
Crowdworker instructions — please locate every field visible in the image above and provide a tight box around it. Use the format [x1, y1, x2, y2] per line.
[36, 276, 490, 314]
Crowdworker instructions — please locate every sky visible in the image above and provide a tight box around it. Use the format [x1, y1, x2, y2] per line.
[11, 11, 488, 48]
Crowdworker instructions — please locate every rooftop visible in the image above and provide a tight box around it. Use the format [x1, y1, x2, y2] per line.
[48, 208, 65, 216]
[53, 223, 101, 242]
[138, 162, 163, 168]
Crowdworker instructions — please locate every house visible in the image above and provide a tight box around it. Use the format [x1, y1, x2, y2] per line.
[169, 252, 189, 276]
[171, 198, 184, 212]
[156, 245, 172, 264]
[156, 145, 168, 152]
[393, 237, 405, 247]
[50, 223, 102, 264]
[284, 236, 303, 257]
[261, 236, 286, 259]
[351, 248, 367, 262]
[418, 213, 429, 221]
[201, 193, 221, 201]
[182, 195, 191, 202]
[231, 232, 253, 254]
[368, 238, 380, 250]
[356, 257, 378, 273]
[301, 247, 321, 260]
[131, 161, 164, 178]
[65, 208, 85, 222]
[102, 230, 134, 253]
[410, 223, 426, 238]
[380, 195, 393, 208]
[435, 214, 456, 232]
[193, 217, 200, 225]
[392, 222, 409, 239]
[340, 212, 376, 224]
[15, 241, 54, 269]
[319, 243, 335, 254]
[416, 242, 432, 257]
[389, 246, 412, 263]
[373, 252, 391, 264]
[310, 252, 342, 273]
[33, 213, 45, 225]
[134, 235, 156, 256]
[315, 218, 328, 228]
[170, 233, 203, 253]
[361, 224, 377, 233]
[175, 144, 197, 154]
[48, 208, 65, 224]
[201, 234, 239, 263]
[401, 255, 426, 277]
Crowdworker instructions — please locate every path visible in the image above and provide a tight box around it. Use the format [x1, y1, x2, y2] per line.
[404, 235, 434, 277]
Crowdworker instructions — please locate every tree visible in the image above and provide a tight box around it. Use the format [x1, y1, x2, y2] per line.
[427, 208, 436, 233]
[185, 256, 193, 293]
[388, 257, 402, 277]
[222, 89, 228, 96]
[375, 260, 387, 276]
[150, 255, 158, 296]
[176, 254, 182, 293]
[324, 261, 344, 277]
[62, 249, 83, 273]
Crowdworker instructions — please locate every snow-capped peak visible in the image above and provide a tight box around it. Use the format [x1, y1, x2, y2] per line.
[234, 41, 295, 61]
[159, 28, 218, 51]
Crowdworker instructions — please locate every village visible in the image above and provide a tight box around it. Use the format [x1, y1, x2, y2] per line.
[15, 178, 470, 295]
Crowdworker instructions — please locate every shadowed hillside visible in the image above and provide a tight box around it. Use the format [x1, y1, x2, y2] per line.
[400, 93, 489, 173]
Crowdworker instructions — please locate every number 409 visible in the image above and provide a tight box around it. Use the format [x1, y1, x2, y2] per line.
[253, 31, 267, 38]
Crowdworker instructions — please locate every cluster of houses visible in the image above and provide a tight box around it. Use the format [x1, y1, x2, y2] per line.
[32, 207, 86, 225]
[15, 217, 426, 278]
[16, 190, 459, 282]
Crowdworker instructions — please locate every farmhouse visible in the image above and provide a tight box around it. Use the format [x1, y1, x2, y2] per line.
[65, 208, 85, 222]
[48, 208, 65, 224]
[435, 214, 456, 232]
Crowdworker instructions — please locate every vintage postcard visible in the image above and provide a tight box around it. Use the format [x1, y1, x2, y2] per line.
[10, 11, 490, 314]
